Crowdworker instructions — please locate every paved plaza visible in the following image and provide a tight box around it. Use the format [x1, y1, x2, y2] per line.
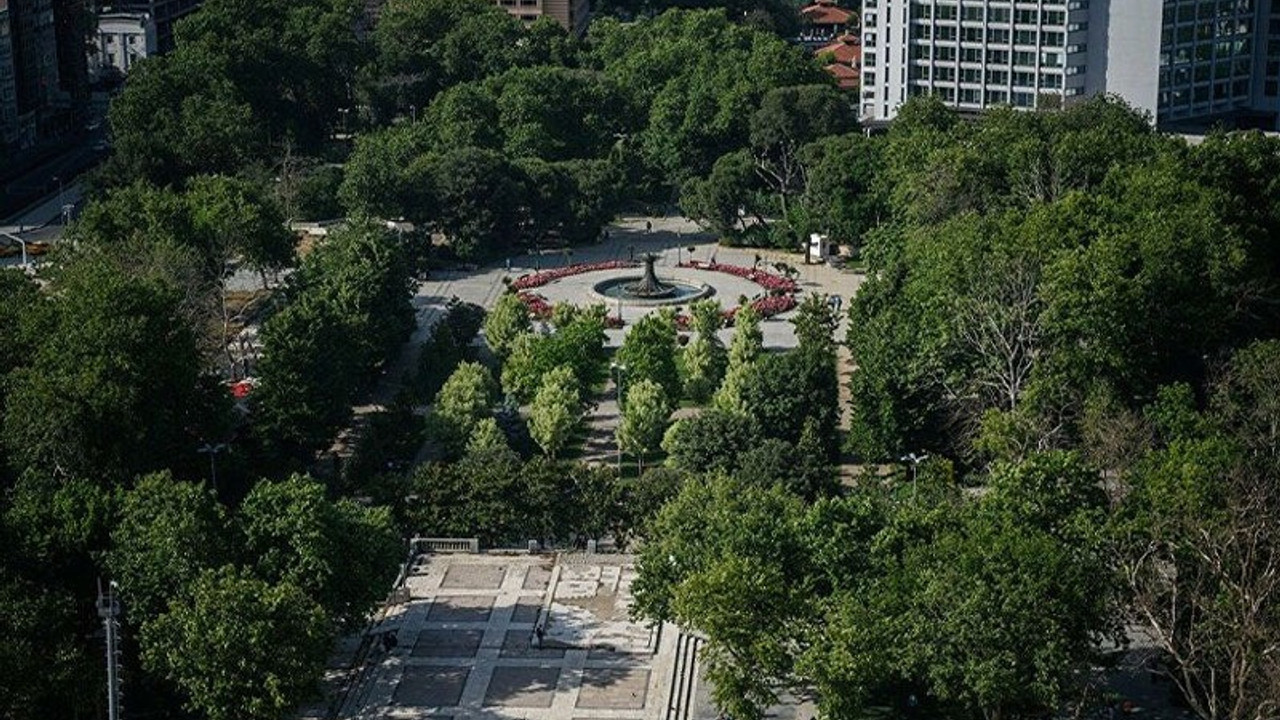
[337, 553, 684, 720]
[410, 216, 863, 352]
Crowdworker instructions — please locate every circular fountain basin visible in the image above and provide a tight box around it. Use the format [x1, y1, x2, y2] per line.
[593, 276, 713, 306]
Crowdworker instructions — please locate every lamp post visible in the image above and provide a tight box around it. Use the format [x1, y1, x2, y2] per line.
[610, 362, 627, 473]
[1, 231, 28, 269]
[197, 442, 228, 493]
[900, 452, 928, 500]
[409, 105, 417, 123]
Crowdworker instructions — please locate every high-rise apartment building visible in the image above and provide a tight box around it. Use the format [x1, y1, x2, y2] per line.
[493, 0, 590, 38]
[0, 0, 19, 147]
[9, 0, 58, 120]
[861, 0, 1280, 129]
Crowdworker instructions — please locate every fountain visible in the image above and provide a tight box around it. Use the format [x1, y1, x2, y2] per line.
[593, 253, 712, 306]
[623, 254, 677, 299]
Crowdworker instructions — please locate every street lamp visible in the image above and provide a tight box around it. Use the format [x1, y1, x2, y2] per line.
[900, 452, 928, 500]
[409, 104, 417, 123]
[610, 362, 627, 473]
[1, 231, 28, 269]
[197, 442, 228, 493]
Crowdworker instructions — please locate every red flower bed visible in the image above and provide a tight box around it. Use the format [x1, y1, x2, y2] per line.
[679, 261, 799, 294]
[510, 260, 635, 291]
[517, 292, 553, 319]
[679, 294, 798, 329]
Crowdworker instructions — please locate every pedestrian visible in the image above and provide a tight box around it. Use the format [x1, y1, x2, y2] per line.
[534, 625, 545, 647]
[645, 220, 652, 233]
[505, 257, 512, 272]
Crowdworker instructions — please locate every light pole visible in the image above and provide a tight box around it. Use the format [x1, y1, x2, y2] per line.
[409, 104, 417, 123]
[611, 362, 626, 473]
[1, 231, 28, 268]
[900, 452, 928, 500]
[197, 442, 228, 493]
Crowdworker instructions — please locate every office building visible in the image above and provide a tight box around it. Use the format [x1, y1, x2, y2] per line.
[493, 0, 590, 37]
[860, 0, 1280, 130]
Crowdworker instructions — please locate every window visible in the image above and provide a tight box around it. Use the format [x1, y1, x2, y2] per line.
[986, 49, 1009, 64]
[1014, 9, 1038, 24]
[987, 69, 1009, 84]
[936, 25, 957, 41]
[989, 28, 1010, 44]
[935, 66, 956, 81]
[936, 46, 956, 61]
[1014, 50, 1036, 66]
[1013, 71, 1035, 87]
[960, 87, 981, 103]
[985, 89, 1008, 104]
[961, 67, 981, 83]
[1014, 29, 1038, 45]
[1012, 91, 1035, 107]
[1040, 72, 1062, 88]
[961, 6, 983, 21]
[962, 26, 983, 42]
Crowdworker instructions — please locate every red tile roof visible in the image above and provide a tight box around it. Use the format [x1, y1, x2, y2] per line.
[816, 35, 862, 65]
[800, 2, 854, 26]
[825, 63, 860, 90]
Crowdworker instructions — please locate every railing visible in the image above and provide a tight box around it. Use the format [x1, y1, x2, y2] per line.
[409, 537, 480, 554]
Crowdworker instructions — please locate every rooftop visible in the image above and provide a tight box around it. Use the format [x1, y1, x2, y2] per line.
[800, 1, 854, 26]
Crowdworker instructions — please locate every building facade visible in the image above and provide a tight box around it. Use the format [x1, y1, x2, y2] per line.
[90, 11, 155, 78]
[493, 0, 590, 37]
[101, 0, 199, 53]
[860, 0, 1280, 129]
[0, 0, 19, 148]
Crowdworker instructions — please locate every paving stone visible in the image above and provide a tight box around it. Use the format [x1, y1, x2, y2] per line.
[499, 629, 567, 659]
[482, 666, 561, 708]
[393, 666, 470, 707]
[440, 564, 506, 589]
[412, 629, 484, 658]
[426, 595, 495, 623]
[575, 667, 651, 709]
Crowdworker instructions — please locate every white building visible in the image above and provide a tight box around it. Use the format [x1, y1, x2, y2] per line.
[861, 0, 1280, 129]
[90, 11, 156, 79]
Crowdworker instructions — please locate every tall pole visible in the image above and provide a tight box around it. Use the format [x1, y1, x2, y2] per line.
[97, 580, 121, 720]
[612, 363, 626, 474]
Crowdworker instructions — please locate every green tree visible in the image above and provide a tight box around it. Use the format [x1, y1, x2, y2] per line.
[424, 145, 521, 261]
[2, 262, 215, 484]
[501, 307, 607, 401]
[617, 379, 672, 474]
[682, 300, 727, 402]
[466, 417, 512, 457]
[484, 291, 532, 359]
[617, 311, 680, 402]
[107, 472, 230, 624]
[434, 361, 498, 441]
[528, 365, 581, 459]
[798, 132, 885, 254]
[661, 409, 761, 475]
[238, 475, 402, 630]
[141, 565, 331, 720]
[790, 293, 839, 355]
[748, 84, 855, 242]
[632, 475, 811, 716]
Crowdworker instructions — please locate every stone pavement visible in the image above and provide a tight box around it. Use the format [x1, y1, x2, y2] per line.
[337, 553, 680, 720]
